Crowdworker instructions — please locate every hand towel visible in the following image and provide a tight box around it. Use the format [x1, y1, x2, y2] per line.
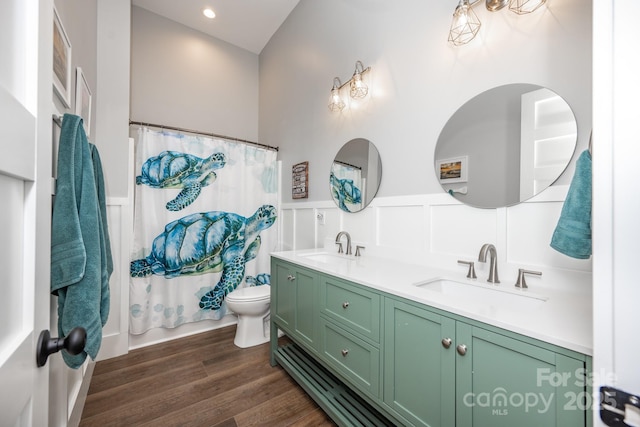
[550, 150, 592, 259]
[51, 113, 112, 368]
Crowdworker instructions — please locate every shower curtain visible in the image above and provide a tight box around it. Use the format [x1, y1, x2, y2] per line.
[129, 128, 278, 334]
[331, 162, 364, 212]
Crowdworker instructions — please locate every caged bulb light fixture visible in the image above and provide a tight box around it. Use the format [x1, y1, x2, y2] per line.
[328, 61, 371, 112]
[448, 0, 482, 47]
[349, 61, 369, 99]
[448, 0, 548, 46]
[328, 77, 346, 112]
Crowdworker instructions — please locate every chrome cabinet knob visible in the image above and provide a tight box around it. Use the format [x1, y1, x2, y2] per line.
[287, 274, 296, 281]
[341, 349, 349, 357]
[342, 301, 350, 309]
[441, 338, 452, 349]
[456, 344, 467, 356]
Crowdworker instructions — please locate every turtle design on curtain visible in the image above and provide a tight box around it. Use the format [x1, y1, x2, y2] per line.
[129, 128, 278, 334]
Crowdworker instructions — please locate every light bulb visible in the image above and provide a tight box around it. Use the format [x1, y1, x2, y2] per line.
[328, 87, 345, 112]
[203, 8, 216, 19]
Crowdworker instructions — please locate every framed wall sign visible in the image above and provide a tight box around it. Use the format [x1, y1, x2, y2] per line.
[292, 161, 309, 199]
[75, 67, 92, 137]
[53, 6, 72, 107]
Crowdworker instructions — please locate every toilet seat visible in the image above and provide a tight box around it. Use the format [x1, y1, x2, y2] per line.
[226, 285, 270, 303]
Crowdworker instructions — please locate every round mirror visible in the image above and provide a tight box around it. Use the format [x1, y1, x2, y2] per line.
[435, 84, 577, 208]
[330, 138, 382, 212]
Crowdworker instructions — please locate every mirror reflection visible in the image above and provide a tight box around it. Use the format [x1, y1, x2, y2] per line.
[435, 84, 577, 208]
[330, 138, 382, 212]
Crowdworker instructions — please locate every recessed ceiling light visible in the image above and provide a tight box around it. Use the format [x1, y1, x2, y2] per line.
[203, 8, 216, 19]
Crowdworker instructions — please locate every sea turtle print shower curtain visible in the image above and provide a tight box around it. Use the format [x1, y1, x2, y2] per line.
[129, 128, 278, 334]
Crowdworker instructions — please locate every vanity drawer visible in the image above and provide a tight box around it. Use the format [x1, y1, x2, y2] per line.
[320, 276, 380, 343]
[320, 318, 380, 398]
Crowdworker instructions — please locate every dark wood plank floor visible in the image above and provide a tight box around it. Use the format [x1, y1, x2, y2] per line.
[80, 326, 336, 427]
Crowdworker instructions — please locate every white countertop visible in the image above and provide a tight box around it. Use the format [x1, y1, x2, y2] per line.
[271, 249, 593, 356]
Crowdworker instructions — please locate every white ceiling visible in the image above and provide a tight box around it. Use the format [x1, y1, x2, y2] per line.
[131, 0, 300, 54]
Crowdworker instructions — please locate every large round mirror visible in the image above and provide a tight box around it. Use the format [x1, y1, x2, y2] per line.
[435, 84, 577, 208]
[330, 138, 382, 212]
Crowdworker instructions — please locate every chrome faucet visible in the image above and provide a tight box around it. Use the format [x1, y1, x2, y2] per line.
[335, 231, 352, 255]
[478, 243, 500, 284]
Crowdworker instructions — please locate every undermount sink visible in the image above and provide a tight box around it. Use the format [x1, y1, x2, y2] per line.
[414, 278, 548, 310]
[297, 252, 354, 264]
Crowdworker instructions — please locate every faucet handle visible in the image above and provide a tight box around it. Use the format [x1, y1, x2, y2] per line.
[336, 242, 344, 254]
[515, 268, 542, 288]
[457, 260, 477, 279]
[355, 245, 365, 256]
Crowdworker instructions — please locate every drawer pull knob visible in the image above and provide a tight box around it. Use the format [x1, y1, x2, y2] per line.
[456, 344, 467, 356]
[441, 338, 452, 349]
[341, 349, 349, 357]
[342, 302, 350, 309]
[287, 275, 296, 281]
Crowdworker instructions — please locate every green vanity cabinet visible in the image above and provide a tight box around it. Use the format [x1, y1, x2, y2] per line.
[271, 259, 320, 353]
[455, 322, 587, 427]
[383, 298, 456, 427]
[384, 297, 588, 427]
[270, 257, 590, 427]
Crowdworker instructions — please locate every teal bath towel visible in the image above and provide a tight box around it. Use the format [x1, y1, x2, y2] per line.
[51, 114, 113, 368]
[550, 150, 592, 259]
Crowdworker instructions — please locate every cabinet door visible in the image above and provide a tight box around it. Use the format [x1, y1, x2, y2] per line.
[294, 266, 319, 349]
[455, 323, 586, 427]
[384, 299, 456, 427]
[272, 260, 319, 350]
[273, 261, 295, 330]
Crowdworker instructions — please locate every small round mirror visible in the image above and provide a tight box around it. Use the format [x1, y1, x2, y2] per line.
[330, 138, 382, 212]
[435, 84, 577, 208]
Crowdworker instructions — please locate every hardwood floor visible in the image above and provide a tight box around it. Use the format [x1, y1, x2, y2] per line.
[80, 326, 336, 427]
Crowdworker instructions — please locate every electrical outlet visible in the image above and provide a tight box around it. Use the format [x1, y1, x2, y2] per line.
[316, 212, 325, 225]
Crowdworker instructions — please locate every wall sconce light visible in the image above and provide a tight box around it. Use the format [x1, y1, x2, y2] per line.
[350, 61, 369, 99]
[328, 77, 346, 112]
[328, 61, 371, 112]
[448, 0, 547, 46]
[448, 0, 482, 46]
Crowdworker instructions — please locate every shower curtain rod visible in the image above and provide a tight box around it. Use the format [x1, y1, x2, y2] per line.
[129, 120, 279, 152]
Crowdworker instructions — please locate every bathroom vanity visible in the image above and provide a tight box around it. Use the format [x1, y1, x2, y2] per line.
[270, 250, 592, 427]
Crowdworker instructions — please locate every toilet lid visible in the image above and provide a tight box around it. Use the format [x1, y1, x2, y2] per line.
[226, 285, 270, 302]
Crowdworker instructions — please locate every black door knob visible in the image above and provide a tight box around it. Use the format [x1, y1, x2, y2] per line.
[36, 327, 86, 367]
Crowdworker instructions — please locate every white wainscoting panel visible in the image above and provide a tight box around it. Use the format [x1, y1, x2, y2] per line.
[294, 208, 317, 250]
[280, 186, 592, 294]
[430, 203, 498, 260]
[377, 204, 426, 252]
[97, 198, 131, 360]
[280, 208, 295, 251]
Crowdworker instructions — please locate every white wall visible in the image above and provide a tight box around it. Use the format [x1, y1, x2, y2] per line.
[259, 0, 592, 204]
[130, 6, 259, 142]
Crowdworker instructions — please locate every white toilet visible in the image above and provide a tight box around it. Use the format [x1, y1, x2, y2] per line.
[225, 285, 271, 348]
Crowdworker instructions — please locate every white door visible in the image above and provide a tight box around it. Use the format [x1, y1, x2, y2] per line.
[519, 88, 577, 201]
[0, 1, 51, 426]
[593, 1, 640, 425]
